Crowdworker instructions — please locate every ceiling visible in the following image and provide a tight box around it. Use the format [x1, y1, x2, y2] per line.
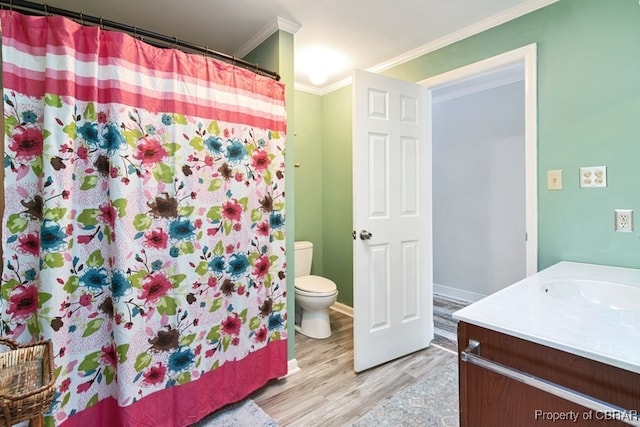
[19, 0, 555, 94]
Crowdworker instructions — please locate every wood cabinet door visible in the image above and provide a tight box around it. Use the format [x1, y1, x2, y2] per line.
[458, 322, 640, 427]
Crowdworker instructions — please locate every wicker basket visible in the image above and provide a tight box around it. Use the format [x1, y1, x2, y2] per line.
[0, 338, 55, 427]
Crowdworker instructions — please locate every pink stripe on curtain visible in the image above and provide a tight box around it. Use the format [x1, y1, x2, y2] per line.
[1, 11, 287, 132]
[58, 340, 287, 427]
[2, 69, 286, 132]
[1, 12, 283, 100]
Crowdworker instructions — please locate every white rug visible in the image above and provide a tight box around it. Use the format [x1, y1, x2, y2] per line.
[194, 399, 279, 427]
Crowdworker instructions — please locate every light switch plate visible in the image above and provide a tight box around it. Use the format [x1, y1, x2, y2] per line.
[547, 169, 562, 190]
[580, 166, 607, 188]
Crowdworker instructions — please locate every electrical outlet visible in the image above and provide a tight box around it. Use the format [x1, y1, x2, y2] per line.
[580, 166, 607, 188]
[614, 209, 633, 232]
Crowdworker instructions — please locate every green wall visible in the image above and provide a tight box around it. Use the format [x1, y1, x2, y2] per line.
[294, 87, 353, 305]
[244, 31, 297, 358]
[298, 0, 640, 307]
[321, 87, 353, 305]
[293, 87, 354, 305]
[293, 91, 324, 275]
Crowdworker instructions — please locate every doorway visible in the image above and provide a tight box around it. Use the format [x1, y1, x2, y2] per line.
[420, 43, 538, 302]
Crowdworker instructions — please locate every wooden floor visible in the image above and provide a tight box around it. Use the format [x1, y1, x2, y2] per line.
[251, 309, 458, 426]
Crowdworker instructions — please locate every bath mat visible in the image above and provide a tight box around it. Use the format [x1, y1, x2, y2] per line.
[350, 356, 459, 426]
[193, 399, 279, 427]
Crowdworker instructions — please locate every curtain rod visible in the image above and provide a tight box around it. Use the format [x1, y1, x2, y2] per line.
[0, 0, 281, 81]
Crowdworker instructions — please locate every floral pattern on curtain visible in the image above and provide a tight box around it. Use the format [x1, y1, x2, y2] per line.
[0, 11, 287, 427]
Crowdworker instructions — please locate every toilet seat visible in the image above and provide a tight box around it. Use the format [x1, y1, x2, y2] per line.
[295, 275, 337, 297]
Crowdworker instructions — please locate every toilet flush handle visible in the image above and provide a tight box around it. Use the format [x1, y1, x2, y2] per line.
[359, 230, 373, 240]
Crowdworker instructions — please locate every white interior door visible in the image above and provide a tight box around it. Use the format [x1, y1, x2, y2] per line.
[353, 69, 433, 373]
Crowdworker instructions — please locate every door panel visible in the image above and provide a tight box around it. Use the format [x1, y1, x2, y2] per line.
[401, 137, 419, 214]
[353, 69, 433, 372]
[368, 133, 388, 216]
[401, 241, 419, 321]
[369, 244, 390, 331]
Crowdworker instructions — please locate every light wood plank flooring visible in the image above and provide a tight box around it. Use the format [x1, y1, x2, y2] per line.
[432, 294, 469, 351]
[251, 307, 459, 426]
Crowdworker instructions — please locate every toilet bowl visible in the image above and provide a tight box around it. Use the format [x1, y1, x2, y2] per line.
[294, 241, 338, 339]
[295, 275, 338, 339]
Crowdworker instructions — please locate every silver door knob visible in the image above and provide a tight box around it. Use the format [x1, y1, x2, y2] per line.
[359, 230, 373, 240]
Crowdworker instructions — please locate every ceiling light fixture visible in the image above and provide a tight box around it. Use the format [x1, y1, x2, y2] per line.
[296, 46, 349, 86]
[308, 69, 328, 85]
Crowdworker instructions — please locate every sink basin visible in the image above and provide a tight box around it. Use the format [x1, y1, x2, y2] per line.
[541, 279, 640, 311]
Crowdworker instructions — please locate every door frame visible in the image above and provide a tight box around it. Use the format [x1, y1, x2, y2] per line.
[418, 43, 538, 277]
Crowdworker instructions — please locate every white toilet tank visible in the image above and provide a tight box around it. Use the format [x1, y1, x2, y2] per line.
[294, 241, 313, 278]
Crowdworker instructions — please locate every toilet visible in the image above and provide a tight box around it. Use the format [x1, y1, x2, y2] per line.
[294, 241, 338, 339]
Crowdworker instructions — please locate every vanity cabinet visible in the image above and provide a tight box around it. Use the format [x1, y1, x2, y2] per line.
[458, 321, 640, 426]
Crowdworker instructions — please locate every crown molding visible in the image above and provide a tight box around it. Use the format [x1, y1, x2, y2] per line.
[235, 16, 301, 58]
[296, 0, 558, 95]
[319, 76, 353, 95]
[276, 16, 303, 35]
[294, 82, 325, 95]
[369, 0, 557, 75]
[295, 76, 354, 96]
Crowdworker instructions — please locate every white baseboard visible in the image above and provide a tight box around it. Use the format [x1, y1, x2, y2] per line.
[282, 358, 300, 378]
[329, 288, 480, 318]
[331, 302, 353, 317]
[433, 283, 486, 303]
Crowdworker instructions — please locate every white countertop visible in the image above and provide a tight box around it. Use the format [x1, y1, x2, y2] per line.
[453, 261, 640, 374]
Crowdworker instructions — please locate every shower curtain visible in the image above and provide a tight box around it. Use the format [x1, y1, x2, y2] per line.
[0, 10, 287, 427]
